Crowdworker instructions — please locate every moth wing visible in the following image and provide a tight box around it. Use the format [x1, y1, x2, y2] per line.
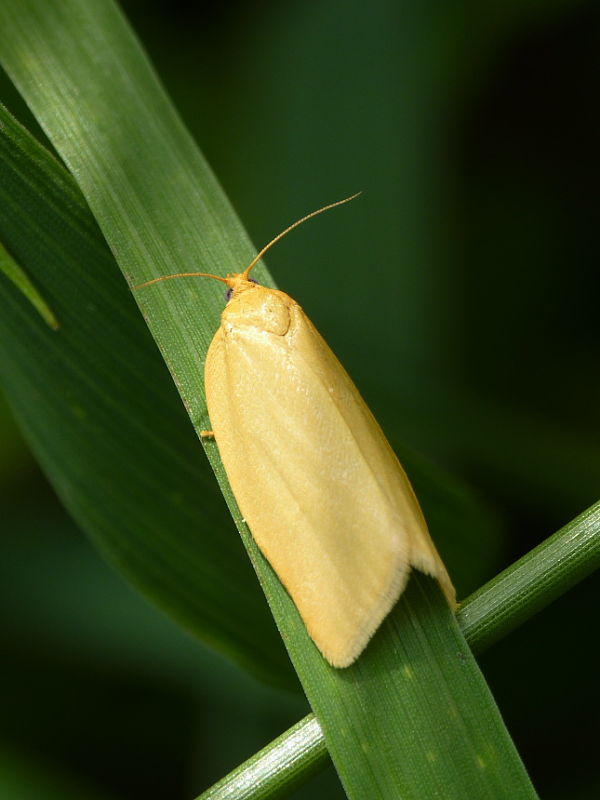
[206, 301, 454, 667]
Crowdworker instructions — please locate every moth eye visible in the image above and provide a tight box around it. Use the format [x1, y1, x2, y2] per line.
[225, 277, 259, 302]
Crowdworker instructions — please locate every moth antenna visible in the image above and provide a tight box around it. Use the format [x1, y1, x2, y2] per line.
[133, 192, 361, 290]
[134, 272, 228, 290]
[242, 192, 361, 279]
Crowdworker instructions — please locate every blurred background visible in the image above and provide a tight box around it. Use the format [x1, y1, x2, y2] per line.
[1, 0, 598, 798]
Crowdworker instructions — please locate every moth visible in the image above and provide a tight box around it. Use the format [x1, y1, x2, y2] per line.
[137, 196, 455, 667]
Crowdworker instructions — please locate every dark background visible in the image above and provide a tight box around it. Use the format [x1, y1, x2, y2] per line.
[1, 1, 598, 798]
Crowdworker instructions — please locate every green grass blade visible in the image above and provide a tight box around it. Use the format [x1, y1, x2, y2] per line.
[0, 240, 59, 329]
[459, 499, 600, 652]
[0, 1, 539, 796]
[198, 716, 327, 800]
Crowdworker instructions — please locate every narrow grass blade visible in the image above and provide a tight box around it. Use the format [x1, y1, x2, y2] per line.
[0, 239, 59, 329]
[459, 499, 600, 652]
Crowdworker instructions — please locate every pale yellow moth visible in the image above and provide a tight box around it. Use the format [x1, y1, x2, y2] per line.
[137, 196, 456, 667]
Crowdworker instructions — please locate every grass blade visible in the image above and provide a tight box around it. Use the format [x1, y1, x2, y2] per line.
[459, 499, 600, 652]
[0, 240, 59, 329]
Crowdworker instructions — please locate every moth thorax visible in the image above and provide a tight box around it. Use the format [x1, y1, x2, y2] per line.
[223, 287, 291, 336]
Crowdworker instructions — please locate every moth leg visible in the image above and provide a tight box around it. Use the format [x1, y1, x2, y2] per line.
[200, 429, 215, 439]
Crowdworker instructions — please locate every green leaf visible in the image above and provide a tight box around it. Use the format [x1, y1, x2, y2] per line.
[0, 240, 59, 329]
[0, 746, 116, 800]
[0, 1, 538, 796]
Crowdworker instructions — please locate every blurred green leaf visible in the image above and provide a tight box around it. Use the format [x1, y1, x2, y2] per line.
[0, 747, 115, 800]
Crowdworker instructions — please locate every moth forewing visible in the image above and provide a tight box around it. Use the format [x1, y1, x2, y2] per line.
[205, 283, 455, 667]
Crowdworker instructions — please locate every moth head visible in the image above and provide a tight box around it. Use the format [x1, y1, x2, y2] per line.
[225, 277, 258, 302]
